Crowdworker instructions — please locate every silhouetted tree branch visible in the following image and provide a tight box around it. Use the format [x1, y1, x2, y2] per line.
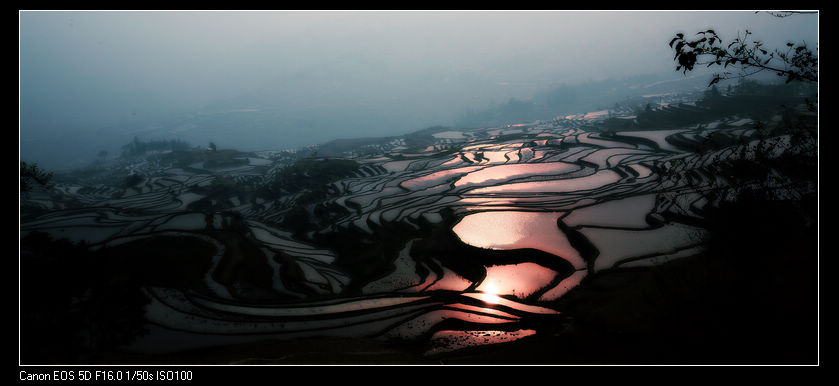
[670, 27, 817, 87]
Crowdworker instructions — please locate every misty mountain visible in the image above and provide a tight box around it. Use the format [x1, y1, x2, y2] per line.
[22, 71, 698, 172]
[454, 72, 714, 128]
[20, 11, 818, 173]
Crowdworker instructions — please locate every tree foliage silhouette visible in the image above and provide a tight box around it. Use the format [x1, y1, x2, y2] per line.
[670, 20, 817, 86]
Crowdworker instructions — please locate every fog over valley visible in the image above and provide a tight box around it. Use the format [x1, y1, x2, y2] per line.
[20, 11, 817, 170]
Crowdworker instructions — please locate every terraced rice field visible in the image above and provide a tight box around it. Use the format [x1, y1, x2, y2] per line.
[20, 112, 805, 359]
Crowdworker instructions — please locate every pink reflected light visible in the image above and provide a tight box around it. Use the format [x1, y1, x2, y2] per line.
[447, 303, 520, 319]
[476, 262, 559, 299]
[465, 169, 622, 195]
[452, 211, 585, 269]
[454, 162, 580, 188]
[462, 293, 560, 315]
[476, 290, 503, 305]
[400, 166, 482, 190]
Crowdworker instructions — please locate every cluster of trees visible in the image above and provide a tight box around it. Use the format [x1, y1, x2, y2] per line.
[594, 77, 816, 135]
[20, 161, 53, 194]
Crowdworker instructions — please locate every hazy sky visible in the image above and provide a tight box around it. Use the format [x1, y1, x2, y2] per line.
[19, 10, 817, 169]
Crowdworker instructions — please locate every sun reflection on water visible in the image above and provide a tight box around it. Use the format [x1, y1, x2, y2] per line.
[477, 282, 501, 304]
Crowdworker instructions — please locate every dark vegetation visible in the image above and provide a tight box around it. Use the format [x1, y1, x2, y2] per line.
[269, 158, 360, 196]
[309, 225, 414, 295]
[402, 125, 447, 148]
[211, 228, 279, 300]
[596, 79, 816, 135]
[20, 161, 53, 194]
[159, 148, 248, 170]
[20, 162, 58, 219]
[121, 173, 144, 188]
[265, 158, 361, 218]
[316, 137, 398, 157]
[97, 235, 219, 290]
[259, 157, 407, 294]
[18, 231, 284, 363]
[188, 175, 257, 215]
[119, 137, 249, 171]
[20, 232, 150, 364]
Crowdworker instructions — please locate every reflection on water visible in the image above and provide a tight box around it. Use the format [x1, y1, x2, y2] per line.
[461, 293, 561, 315]
[561, 194, 657, 228]
[447, 303, 519, 319]
[400, 166, 483, 190]
[466, 169, 622, 194]
[454, 162, 580, 188]
[475, 263, 559, 299]
[452, 211, 585, 269]
[22, 113, 764, 361]
[475, 289, 501, 304]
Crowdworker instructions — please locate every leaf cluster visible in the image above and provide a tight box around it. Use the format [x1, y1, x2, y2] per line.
[670, 29, 817, 86]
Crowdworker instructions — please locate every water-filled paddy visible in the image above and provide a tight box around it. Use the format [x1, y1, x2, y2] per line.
[20, 110, 816, 364]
